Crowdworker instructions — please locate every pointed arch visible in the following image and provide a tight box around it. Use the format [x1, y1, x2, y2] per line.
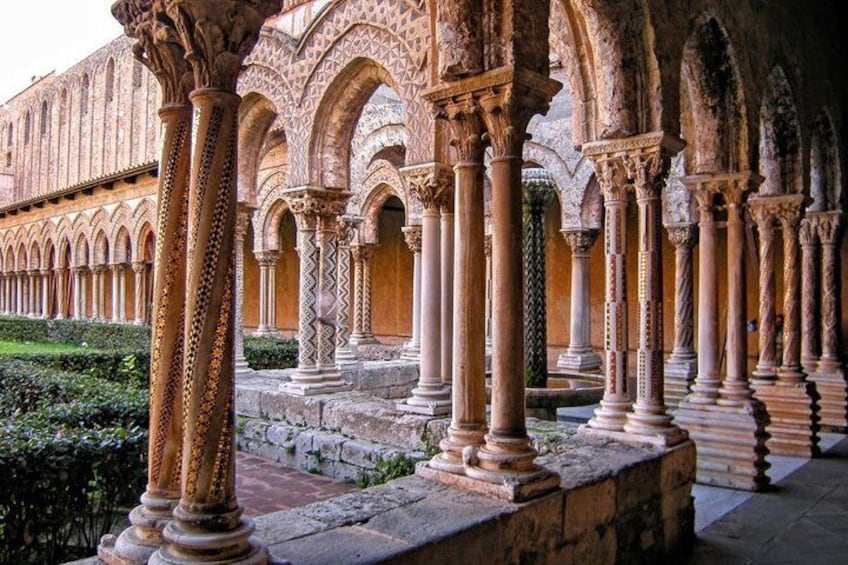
[809, 109, 842, 211]
[758, 67, 802, 195]
[238, 93, 280, 204]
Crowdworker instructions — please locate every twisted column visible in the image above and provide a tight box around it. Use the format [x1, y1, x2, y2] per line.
[335, 216, 362, 367]
[749, 201, 778, 383]
[799, 219, 820, 374]
[521, 169, 554, 388]
[398, 164, 452, 415]
[663, 223, 697, 405]
[558, 229, 601, 372]
[718, 178, 754, 405]
[776, 199, 804, 383]
[100, 2, 194, 563]
[816, 212, 843, 375]
[401, 225, 423, 361]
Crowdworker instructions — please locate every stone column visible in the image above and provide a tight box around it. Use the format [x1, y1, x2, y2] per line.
[622, 137, 685, 444]
[718, 181, 753, 405]
[557, 229, 601, 373]
[234, 209, 251, 375]
[92, 265, 106, 321]
[132, 261, 145, 325]
[282, 188, 350, 395]
[99, 2, 194, 562]
[17, 272, 25, 316]
[72, 267, 85, 319]
[148, 2, 282, 564]
[460, 71, 561, 494]
[55, 267, 66, 319]
[398, 164, 452, 415]
[776, 198, 805, 383]
[663, 223, 697, 406]
[28, 270, 38, 317]
[110, 264, 123, 323]
[799, 219, 820, 374]
[521, 169, 554, 388]
[253, 250, 279, 336]
[816, 212, 843, 375]
[335, 215, 362, 367]
[583, 152, 631, 431]
[749, 201, 778, 384]
[401, 225, 423, 361]
[811, 211, 846, 429]
[424, 95, 487, 475]
[40, 269, 50, 319]
[350, 244, 377, 345]
[484, 234, 493, 350]
[1, 275, 7, 314]
[440, 195, 455, 386]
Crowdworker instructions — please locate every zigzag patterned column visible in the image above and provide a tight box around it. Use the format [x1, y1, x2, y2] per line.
[336, 216, 362, 367]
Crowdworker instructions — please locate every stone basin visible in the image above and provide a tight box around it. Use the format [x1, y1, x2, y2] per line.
[486, 372, 604, 421]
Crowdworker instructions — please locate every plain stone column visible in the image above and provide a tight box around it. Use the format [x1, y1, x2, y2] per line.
[521, 169, 553, 388]
[484, 234, 492, 350]
[110, 264, 123, 323]
[17, 272, 24, 316]
[558, 228, 601, 372]
[799, 219, 820, 374]
[398, 168, 451, 415]
[40, 270, 50, 319]
[718, 183, 753, 405]
[55, 267, 66, 319]
[234, 209, 251, 374]
[401, 225, 423, 361]
[253, 250, 279, 337]
[132, 261, 144, 325]
[28, 270, 38, 317]
[663, 223, 697, 405]
[440, 198, 454, 386]
[689, 186, 721, 403]
[750, 204, 778, 383]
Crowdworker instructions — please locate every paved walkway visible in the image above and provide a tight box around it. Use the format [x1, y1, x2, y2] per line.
[688, 435, 848, 564]
[236, 452, 355, 517]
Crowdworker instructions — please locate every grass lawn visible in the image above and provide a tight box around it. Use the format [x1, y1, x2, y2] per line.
[0, 340, 84, 354]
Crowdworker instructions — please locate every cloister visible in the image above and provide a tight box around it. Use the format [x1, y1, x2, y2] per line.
[0, 0, 845, 563]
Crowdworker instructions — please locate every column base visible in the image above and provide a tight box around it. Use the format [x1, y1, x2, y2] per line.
[349, 334, 379, 346]
[98, 494, 179, 565]
[674, 398, 771, 491]
[252, 329, 283, 338]
[751, 380, 820, 458]
[395, 387, 451, 416]
[585, 397, 631, 432]
[556, 349, 602, 373]
[621, 405, 689, 447]
[235, 357, 253, 377]
[400, 343, 421, 361]
[807, 368, 847, 429]
[151, 518, 272, 565]
[428, 426, 487, 475]
[281, 370, 352, 396]
[664, 356, 697, 408]
[416, 460, 559, 503]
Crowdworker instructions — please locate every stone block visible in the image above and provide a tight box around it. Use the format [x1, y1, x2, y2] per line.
[268, 525, 412, 565]
[563, 478, 615, 542]
[312, 432, 345, 462]
[616, 457, 661, 512]
[573, 524, 616, 565]
[238, 419, 269, 441]
[259, 390, 323, 427]
[322, 397, 430, 449]
[496, 491, 564, 563]
[340, 438, 384, 469]
[660, 440, 697, 490]
[235, 386, 263, 417]
[293, 490, 407, 529]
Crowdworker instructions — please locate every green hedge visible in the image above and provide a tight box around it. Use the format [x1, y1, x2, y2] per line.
[0, 359, 148, 564]
[11, 350, 150, 387]
[244, 336, 299, 370]
[0, 317, 151, 350]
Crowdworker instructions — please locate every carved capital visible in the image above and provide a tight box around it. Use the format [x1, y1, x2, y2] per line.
[336, 215, 362, 247]
[132, 261, 145, 274]
[113, 0, 194, 104]
[284, 187, 350, 231]
[401, 225, 422, 253]
[522, 168, 555, 211]
[665, 223, 697, 249]
[774, 197, 803, 231]
[442, 94, 486, 164]
[254, 250, 279, 267]
[814, 211, 843, 244]
[91, 265, 107, 275]
[799, 218, 818, 246]
[561, 229, 599, 254]
[350, 244, 375, 263]
[748, 198, 777, 234]
[164, 0, 282, 91]
[401, 163, 454, 211]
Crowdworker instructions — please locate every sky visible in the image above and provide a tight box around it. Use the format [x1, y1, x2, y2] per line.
[0, 1, 123, 104]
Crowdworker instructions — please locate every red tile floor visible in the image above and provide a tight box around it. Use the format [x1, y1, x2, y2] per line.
[236, 452, 356, 517]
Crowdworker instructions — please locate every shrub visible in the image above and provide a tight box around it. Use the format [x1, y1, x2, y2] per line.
[0, 317, 151, 350]
[244, 336, 298, 370]
[355, 453, 419, 489]
[0, 360, 148, 564]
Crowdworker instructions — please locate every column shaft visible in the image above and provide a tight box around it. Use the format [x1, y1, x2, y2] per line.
[133, 263, 144, 324]
[440, 206, 454, 386]
[799, 220, 820, 373]
[751, 209, 778, 381]
[778, 212, 803, 382]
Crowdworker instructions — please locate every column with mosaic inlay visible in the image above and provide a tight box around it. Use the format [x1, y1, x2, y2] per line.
[336, 215, 362, 367]
[401, 225, 423, 361]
